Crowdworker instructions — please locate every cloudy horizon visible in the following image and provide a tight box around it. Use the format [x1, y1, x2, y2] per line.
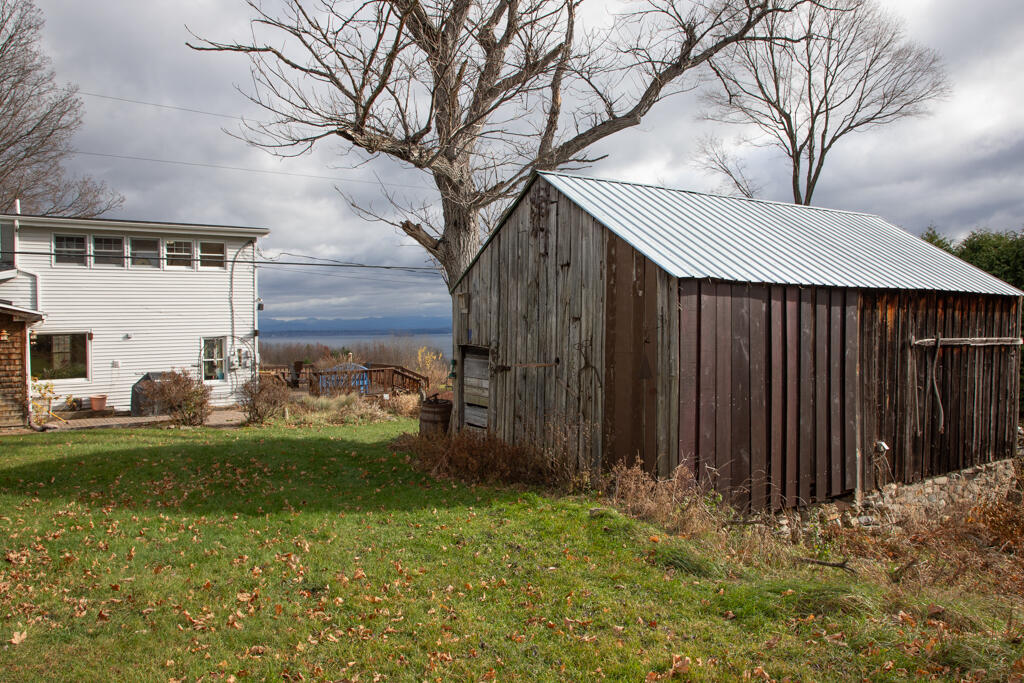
[30, 0, 1024, 321]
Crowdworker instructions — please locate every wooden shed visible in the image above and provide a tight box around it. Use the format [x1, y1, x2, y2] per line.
[451, 172, 1023, 510]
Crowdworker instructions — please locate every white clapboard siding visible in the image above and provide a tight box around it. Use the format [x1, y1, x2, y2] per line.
[0, 223, 262, 410]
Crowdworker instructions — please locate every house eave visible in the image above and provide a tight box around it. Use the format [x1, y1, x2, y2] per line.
[0, 214, 271, 238]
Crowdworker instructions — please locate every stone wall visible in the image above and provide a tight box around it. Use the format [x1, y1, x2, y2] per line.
[859, 458, 1018, 527]
[774, 456, 1020, 537]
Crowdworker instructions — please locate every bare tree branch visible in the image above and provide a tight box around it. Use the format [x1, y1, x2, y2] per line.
[0, 0, 122, 217]
[191, 0, 811, 283]
[702, 0, 949, 205]
[694, 134, 761, 198]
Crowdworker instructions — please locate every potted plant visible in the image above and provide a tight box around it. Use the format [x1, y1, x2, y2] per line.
[89, 394, 108, 411]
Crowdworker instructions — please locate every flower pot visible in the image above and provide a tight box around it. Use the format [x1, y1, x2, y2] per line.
[89, 395, 108, 411]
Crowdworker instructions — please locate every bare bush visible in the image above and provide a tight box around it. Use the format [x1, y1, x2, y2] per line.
[239, 375, 291, 424]
[386, 393, 421, 418]
[608, 461, 724, 536]
[139, 369, 211, 426]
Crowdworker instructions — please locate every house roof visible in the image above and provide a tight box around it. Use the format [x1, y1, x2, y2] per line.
[532, 172, 1021, 297]
[0, 213, 270, 238]
[0, 301, 43, 322]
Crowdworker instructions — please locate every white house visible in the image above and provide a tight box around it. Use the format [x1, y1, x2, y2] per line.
[0, 212, 269, 426]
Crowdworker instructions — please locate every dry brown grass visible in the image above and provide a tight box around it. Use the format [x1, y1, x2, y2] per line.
[385, 393, 421, 418]
[284, 393, 393, 426]
[395, 428, 588, 490]
[607, 461, 725, 536]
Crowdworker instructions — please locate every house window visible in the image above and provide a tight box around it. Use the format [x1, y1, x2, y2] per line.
[92, 236, 125, 266]
[199, 242, 226, 268]
[30, 333, 88, 379]
[202, 337, 226, 381]
[165, 240, 193, 268]
[54, 235, 87, 265]
[130, 238, 160, 267]
[0, 222, 13, 269]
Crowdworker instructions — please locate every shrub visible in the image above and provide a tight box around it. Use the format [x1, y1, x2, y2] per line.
[140, 369, 211, 426]
[387, 392, 421, 418]
[239, 375, 291, 424]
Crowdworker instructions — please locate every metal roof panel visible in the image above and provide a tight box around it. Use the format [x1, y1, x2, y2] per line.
[539, 172, 1022, 297]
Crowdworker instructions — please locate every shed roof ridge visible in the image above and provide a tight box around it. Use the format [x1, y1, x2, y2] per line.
[537, 170, 884, 221]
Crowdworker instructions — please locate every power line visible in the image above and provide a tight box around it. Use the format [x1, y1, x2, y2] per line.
[76, 90, 242, 121]
[257, 264, 443, 286]
[0, 249, 442, 274]
[71, 151, 430, 190]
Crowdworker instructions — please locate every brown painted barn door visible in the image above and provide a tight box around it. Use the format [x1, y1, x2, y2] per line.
[461, 347, 490, 430]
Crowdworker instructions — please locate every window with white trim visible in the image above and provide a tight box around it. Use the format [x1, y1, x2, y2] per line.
[130, 238, 160, 268]
[30, 333, 88, 379]
[92, 236, 125, 266]
[202, 337, 226, 381]
[54, 235, 87, 265]
[165, 240, 193, 268]
[199, 242, 226, 268]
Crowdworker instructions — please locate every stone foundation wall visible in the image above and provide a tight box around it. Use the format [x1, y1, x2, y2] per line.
[860, 458, 1018, 526]
[775, 457, 1020, 536]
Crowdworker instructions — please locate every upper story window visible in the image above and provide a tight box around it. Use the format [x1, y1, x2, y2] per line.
[165, 240, 194, 268]
[199, 242, 226, 268]
[92, 236, 125, 267]
[130, 238, 160, 268]
[54, 234, 87, 266]
[0, 223, 13, 270]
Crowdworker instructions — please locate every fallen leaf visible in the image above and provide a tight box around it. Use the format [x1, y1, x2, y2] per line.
[9, 631, 26, 645]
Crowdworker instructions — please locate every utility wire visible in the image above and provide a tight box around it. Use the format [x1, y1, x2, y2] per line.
[257, 264, 442, 286]
[72, 151, 430, 190]
[0, 249, 442, 274]
[75, 90, 242, 121]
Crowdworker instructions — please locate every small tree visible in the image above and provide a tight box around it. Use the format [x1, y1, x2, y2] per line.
[0, 0, 121, 216]
[701, 0, 949, 204]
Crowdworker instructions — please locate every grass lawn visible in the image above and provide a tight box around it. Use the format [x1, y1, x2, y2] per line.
[0, 421, 1021, 681]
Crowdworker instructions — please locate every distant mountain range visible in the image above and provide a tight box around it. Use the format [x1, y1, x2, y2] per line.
[260, 315, 452, 336]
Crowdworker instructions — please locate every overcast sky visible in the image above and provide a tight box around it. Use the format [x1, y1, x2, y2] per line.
[32, 0, 1024, 321]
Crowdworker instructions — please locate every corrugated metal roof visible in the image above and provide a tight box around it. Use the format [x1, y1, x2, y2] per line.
[539, 171, 1022, 297]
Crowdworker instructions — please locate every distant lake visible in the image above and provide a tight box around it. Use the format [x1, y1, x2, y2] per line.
[260, 331, 453, 355]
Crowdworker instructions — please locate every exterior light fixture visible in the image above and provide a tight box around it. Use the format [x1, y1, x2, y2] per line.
[448, 359, 457, 380]
[0, 329, 8, 342]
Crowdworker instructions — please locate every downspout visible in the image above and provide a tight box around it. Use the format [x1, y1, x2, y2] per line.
[12, 200, 43, 431]
[228, 240, 255, 395]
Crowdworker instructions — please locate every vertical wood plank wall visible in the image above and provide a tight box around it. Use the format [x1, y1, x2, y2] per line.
[676, 281, 860, 510]
[859, 291, 1021, 490]
[451, 178, 607, 469]
[602, 234, 680, 475]
[454, 179, 1022, 511]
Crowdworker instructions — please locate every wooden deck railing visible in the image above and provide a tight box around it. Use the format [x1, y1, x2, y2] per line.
[307, 364, 427, 397]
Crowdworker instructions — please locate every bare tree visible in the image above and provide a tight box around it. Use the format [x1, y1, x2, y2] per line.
[701, 0, 949, 205]
[190, 0, 810, 284]
[0, 0, 122, 217]
[694, 134, 760, 198]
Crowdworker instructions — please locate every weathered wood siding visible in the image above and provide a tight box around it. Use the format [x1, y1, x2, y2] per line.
[602, 234, 680, 477]
[859, 291, 1021, 489]
[0, 314, 28, 427]
[676, 281, 860, 510]
[452, 178, 607, 468]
